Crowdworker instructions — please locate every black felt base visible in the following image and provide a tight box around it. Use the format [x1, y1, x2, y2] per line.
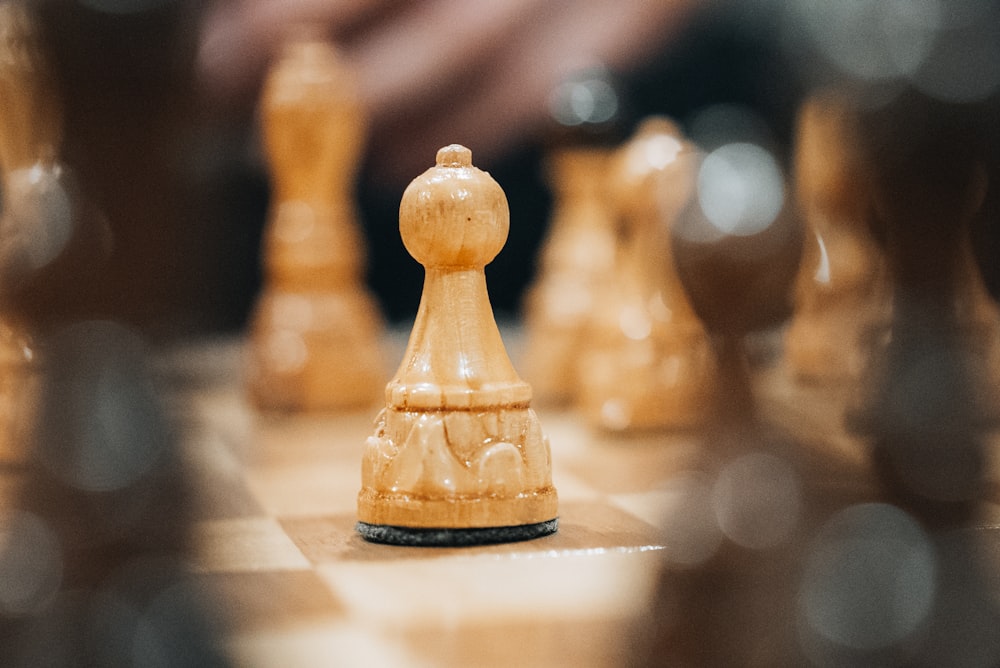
[356, 518, 558, 547]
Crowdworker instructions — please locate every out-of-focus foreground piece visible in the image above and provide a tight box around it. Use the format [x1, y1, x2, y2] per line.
[0, 3, 60, 462]
[0, 321, 232, 666]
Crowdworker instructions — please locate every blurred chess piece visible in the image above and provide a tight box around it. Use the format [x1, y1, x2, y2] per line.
[634, 90, 1000, 668]
[0, 319, 31, 464]
[629, 124, 946, 667]
[520, 67, 623, 405]
[0, 321, 231, 666]
[577, 117, 714, 432]
[853, 90, 997, 526]
[357, 145, 557, 546]
[0, 2, 60, 174]
[0, 2, 110, 321]
[633, 137, 837, 664]
[247, 29, 384, 412]
[794, 89, 1000, 668]
[0, 3, 109, 462]
[784, 90, 890, 383]
[0, 4, 50, 463]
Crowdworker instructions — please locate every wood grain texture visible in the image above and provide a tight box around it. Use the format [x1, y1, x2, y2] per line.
[358, 145, 557, 529]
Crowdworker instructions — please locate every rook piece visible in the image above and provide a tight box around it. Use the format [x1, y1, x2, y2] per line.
[577, 118, 714, 431]
[247, 31, 384, 412]
[357, 145, 558, 546]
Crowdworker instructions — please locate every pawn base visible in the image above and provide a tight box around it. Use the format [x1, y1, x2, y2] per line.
[356, 518, 558, 547]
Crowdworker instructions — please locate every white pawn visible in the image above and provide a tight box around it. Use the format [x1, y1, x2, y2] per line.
[358, 145, 557, 546]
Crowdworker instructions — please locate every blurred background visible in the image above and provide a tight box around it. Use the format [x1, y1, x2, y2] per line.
[18, 0, 1000, 337]
[20, 0, 803, 336]
[4, 2, 1000, 666]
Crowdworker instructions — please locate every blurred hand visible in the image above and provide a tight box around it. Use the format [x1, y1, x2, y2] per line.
[198, 0, 699, 183]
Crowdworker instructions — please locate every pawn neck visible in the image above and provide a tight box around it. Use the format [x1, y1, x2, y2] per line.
[387, 266, 530, 410]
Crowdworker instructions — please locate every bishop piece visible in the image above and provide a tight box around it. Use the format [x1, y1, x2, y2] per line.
[246, 30, 384, 412]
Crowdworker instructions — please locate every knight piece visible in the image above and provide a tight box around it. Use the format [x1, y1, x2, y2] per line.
[246, 30, 384, 412]
[577, 118, 714, 432]
[357, 145, 557, 546]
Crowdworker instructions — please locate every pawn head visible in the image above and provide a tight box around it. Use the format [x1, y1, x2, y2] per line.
[399, 145, 510, 268]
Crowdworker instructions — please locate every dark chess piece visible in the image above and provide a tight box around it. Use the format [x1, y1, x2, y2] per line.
[634, 91, 1000, 667]
[853, 90, 997, 528]
[0, 321, 231, 666]
[632, 134, 882, 666]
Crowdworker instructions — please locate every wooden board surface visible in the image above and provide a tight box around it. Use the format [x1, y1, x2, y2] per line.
[6, 330, 996, 667]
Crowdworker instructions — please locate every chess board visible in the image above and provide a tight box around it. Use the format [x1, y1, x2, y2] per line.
[166, 334, 681, 667]
[147, 330, 1000, 668]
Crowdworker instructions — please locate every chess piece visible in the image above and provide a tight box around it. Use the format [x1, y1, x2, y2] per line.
[0, 5, 110, 323]
[634, 128, 885, 668]
[0, 321, 232, 666]
[357, 145, 557, 546]
[854, 90, 995, 526]
[520, 68, 623, 405]
[0, 3, 61, 174]
[521, 147, 617, 405]
[0, 4, 60, 462]
[0, 317, 32, 464]
[784, 90, 890, 382]
[577, 118, 714, 431]
[247, 30, 384, 412]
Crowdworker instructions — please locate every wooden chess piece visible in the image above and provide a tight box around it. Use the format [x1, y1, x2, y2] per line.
[520, 67, 622, 406]
[634, 128, 881, 668]
[854, 91, 995, 526]
[357, 145, 558, 546]
[1, 321, 232, 665]
[0, 318, 32, 465]
[520, 147, 617, 406]
[246, 30, 384, 412]
[577, 117, 714, 431]
[0, 3, 61, 174]
[784, 90, 890, 382]
[0, 4, 61, 463]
